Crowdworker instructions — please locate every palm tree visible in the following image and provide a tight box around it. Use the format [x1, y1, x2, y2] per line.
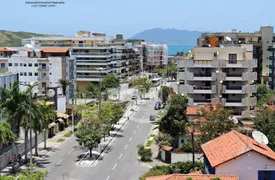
[40, 101, 56, 149]
[58, 79, 72, 96]
[0, 122, 15, 147]
[32, 104, 44, 156]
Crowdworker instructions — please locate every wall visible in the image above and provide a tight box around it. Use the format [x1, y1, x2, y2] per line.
[49, 57, 62, 95]
[57, 96, 66, 113]
[216, 151, 275, 180]
[171, 152, 203, 163]
[261, 26, 273, 79]
[161, 150, 165, 161]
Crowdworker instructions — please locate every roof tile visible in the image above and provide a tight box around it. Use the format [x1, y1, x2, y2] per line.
[145, 174, 238, 180]
[40, 47, 69, 53]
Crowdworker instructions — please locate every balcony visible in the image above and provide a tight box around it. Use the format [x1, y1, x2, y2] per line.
[222, 59, 257, 68]
[38, 67, 49, 72]
[188, 97, 217, 106]
[0, 68, 8, 73]
[222, 72, 248, 81]
[0, 57, 8, 61]
[222, 97, 257, 107]
[187, 72, 217, 81]
[222, 85, 247, 94]
[38, 76, 49, 82]
[187, 60, 218, 68]
[76, 68, 111, 73]
[188, 85, 216, 94]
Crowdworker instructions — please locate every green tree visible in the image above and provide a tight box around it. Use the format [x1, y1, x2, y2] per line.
[0, 122, 15, 145]
[57, 78, 72, 96]
[75, 124, 102, 157]
[253, 107, 275, 150]
[256, 84, 275, 106]
[86, 82, 99, 98]
[154, 133, 173, 149]
[165, 60, 178, 80]
[131, 77, 154, 98]
[197, 104, 237, 145]
[137, 145, 152, 162]
[159, 86, 173, 103]
[102, 75, 119, 90]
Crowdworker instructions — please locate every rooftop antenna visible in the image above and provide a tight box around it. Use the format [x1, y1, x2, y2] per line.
[252, 130, 269, 145]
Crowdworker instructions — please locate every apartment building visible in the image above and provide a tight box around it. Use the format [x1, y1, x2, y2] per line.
[177, 44, 257, 119]
[197, 26, 274, 84]
[22, 32, 143, 91]
[147, 44, 168, 72]
[0, 72, 19, 90]
[0, 47, 76, 100]
[268, 44, 275, 89]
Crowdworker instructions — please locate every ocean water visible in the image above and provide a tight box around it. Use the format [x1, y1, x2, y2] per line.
[168, 45, 193, 56]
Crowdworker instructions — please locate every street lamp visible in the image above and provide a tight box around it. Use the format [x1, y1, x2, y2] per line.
[20, 82, 39, 165]
[96, 67, 104, 122]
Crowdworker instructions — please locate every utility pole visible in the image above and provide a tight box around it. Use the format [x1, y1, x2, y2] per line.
[29, 91, 33, 165]
[192, 127, 195, 168]
[71, 98, 74, 133]
[98, 68, 102, 122]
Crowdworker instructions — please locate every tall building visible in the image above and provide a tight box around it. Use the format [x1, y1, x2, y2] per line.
[197, 26, 274, 84]
[177, 44, 257, 119]
[147, 44, 168, 72]
[0, 47, 76, 101]
[22, 32, 144, 91]
[0, 72, 19, 90]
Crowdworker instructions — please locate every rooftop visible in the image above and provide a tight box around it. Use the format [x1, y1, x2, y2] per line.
[186, 103, 218, 116]
[0, 47, 17, 52]
[40, 47, 69, 53]
[201, 130, 275, 167]
[145, 174, 239, 180]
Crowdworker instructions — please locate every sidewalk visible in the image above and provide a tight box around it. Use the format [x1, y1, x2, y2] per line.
[78, 99, 143, 166]
[0, 126, 73, 176]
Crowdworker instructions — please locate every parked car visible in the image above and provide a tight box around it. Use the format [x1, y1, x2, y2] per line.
[150, 115, 156, 121]
[154, 102, 162, 110]
[132, 95, 137, 100]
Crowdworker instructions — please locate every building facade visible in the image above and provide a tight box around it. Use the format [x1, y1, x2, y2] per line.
[197, 26, 274, 84]
[147, 44, 168, 71]
[177, 44, 257, 119]
[0, 72, 19, 90]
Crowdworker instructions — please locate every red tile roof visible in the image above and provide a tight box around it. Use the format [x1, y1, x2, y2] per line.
[40, 47, 69, 53]
[267, 105, 275, 111]
[0, 47, 17, 52]
[201, 130, 275, 167]
[193, 117, 207, 123]
[145, 174, 239, 180]
[186, 103, 218, 115]
[161, 146, 173, 151]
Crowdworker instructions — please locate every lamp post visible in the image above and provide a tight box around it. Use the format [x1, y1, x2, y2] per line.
[20, 82, 39, 165]
[96, 67, 104, 122]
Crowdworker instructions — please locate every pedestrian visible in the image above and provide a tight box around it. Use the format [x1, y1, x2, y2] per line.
[17, 154, 22, 164]
[128, 117, 130, 121]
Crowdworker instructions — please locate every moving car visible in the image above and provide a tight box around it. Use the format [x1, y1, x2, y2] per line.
[149, 115, 156, 121]
[154, 102, 161, 110]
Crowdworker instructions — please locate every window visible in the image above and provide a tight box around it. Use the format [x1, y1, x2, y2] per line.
[28, 63, 32, 67]
[20, 63, 23, 67]
[28, 72, 32, 76]
[8, 63, 12, 67]
[14, 63, 18, 67]
[1, 63, 5, 68]
[228, 54, 237, 64]
[20, 72, 23, 76]
[24, 72, 27, 76]
[23, 63, 27, 67]
[42, 82, 47, 87]
[34, 72, 38, 76]
[34, 63, 38, 67]
[267, 41, 269, 43]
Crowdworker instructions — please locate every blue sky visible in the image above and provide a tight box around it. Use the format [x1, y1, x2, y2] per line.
[2, 0, 275, 38]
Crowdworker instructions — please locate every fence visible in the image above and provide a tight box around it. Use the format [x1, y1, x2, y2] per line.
[0, 132, 45, 171]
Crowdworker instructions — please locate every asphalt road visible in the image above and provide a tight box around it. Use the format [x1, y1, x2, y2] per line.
[43, 91, 158, 180]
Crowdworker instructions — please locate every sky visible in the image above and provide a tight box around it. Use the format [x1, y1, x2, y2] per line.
[2, 0, 275, 38]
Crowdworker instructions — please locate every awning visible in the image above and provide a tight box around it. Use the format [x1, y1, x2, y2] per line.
[56, 111, 69, 119]
[56, 118, 64, 124]
[48, 122, 57, 128]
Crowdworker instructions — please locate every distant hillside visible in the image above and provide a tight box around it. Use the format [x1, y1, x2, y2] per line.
[130, 28, 201, 45]
[0, 30, 56, 47]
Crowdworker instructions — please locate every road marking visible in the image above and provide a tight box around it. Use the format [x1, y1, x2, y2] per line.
[112, 163, 117, 170]
[124, 144, 128, 150]
[56, 159, 63, 165]
[119, 153, 123, 159]
[133, 130, 136, 135]
[41, 147, 55, 159]
[67, 149, 74, 155]
[137, 125, 140, 128]
[129, 137, 132, 142]
[106, 175, 110, 180]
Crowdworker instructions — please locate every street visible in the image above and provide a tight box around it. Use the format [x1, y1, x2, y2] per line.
[43, 90, 158, 180]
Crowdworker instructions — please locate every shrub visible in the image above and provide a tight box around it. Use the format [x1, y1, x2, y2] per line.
[179, 141, 192, 153]
[146, 139, 153, 147]
[137, 145, 152, 162]
[139, 169, 167, 180]
[64, 132, 72, 137]
[57, 138, 65, 142]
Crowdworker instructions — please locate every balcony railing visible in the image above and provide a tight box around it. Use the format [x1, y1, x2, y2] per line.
[38, 67, 49, 71]
[187, 60, 218, 68]
[188, 85, 216, 94]
[188, 72, 217, 81]
[72, 52, 111, 55]
[188, 97, 217, 106]
[222, 97, 256, 107]
[222, 72, 248, 81]
[222, 59, 257, 68]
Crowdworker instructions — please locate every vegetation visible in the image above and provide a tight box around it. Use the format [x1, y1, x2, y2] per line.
[64, 131, 73, 137]
[159, 86, 174, 103]
[253, 107, 275, 150]
[0, 30, 56, 47]
[86, 82, 99, 98]
[102, 75, 120, 90]
[57, 78, 72, 96]
[153, 60, 178, 80]
[139, 161, 203, 180]
[131, 77, 154, 98]
[0, 122, 15, 145]
[154, 133, 173, 149]
[179, 141, 193, 153]
[57, 138, 65, 142]
[256, 84, 275, 106]
[137, 145, 153, 162]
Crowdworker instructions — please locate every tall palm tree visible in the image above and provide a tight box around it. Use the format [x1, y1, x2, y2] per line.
[40, 101, 56, 149]
[0, 122, 15, 146]
[58, 79, 72, 96]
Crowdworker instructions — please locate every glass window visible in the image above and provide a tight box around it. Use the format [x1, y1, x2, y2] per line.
[8, 63, 12, 67]
[14, 63, 18, 67]
[34, 63, 38, 67]
[28, 63, 32, 67]
[42, 82, 47, 87]
[20, 63, 23, 67]
[20, 72, 23, 76]
[1, 63, 5, 68]
[24, 72, 27, 76]
[28, 72, 32, 76]
[23, 63, 27, 67]
[35, 72, 38, 76]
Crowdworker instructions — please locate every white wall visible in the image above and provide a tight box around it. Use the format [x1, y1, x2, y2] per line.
[57, 96, 66, 113]
[161, 150, 165, 161]
[171, 152, 203, 163]
[49, 57, 62, 95]
[216, 151, 275, 180]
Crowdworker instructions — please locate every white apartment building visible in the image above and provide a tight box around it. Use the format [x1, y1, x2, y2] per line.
[178, 44, 257, 119]
[147, 44, 168, 71]
[0, 72, 18, 90]
[0, 47, 76, 100]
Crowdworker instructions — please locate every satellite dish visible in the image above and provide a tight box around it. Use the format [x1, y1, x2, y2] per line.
[225, 36, 232, 41]
[252, 131, 269, 145]
[24, 44, 33, 49]
[48, 89, 55, 97]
